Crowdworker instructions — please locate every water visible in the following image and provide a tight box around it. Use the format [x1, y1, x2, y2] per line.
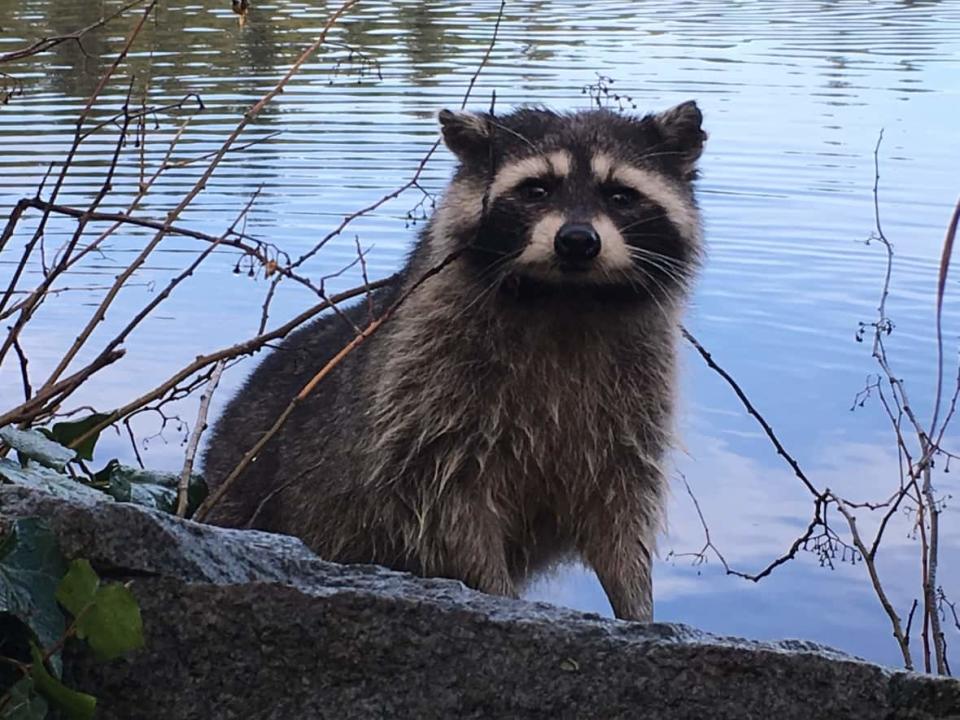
[1, 0, 959, 669]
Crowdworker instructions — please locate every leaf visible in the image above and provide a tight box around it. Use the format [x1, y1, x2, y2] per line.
[0, 459, 109, 505]
[93, 461, 207, 515]
[0, 428, 74, 471]
[0, 519, 66, 655]
[55, 561, 98, 619]
[29, 645, 94, 720]
[0, 677, 48, 720]
[41, 414, 112, 462]
[75, 584, 144, 661]
[55, 560, 144, 661]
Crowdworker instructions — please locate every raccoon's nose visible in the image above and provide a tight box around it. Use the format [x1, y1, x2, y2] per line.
[554, 223, 601, 262]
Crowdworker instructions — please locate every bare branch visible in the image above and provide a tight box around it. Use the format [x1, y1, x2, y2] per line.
[0, 0, 147, 64]
[682, 326, 819, 498]
[177, 360, 226, 517]
[41, 277, 398, 446]
[11, 337, 32, 402]
[833, 497, 913, 670]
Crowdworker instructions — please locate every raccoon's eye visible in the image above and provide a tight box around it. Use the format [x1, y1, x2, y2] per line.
[516, 179, 552, 202]
[603, 184, 639, 208]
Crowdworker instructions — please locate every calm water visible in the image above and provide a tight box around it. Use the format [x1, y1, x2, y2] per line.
[1, 0, 959, 668]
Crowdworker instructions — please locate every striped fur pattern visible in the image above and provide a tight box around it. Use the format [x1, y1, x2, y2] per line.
[202, 102, 707, 621]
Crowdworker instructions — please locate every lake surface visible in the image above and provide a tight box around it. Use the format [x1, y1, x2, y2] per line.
[1, 0, 959, 668]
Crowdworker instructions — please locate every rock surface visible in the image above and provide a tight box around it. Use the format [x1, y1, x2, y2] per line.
[2, 484, 958, 720]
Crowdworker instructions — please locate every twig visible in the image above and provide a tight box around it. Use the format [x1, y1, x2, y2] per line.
[176, 360, 225, 517]
[834, 496, 913, 669]
[10, 337, 32, 402]
[681, 326, 819, 498]
[0, 0, 147, 64]
[14, 0, 357, 398]
[0, 99, 205, 321]
[286, 0, 507, 272]
[0, 1, 159, 360]
[670, 475, 730, 569]
[45, 277, 398, 447]
[0, 350, 126, 428]
[905, 598, 919, 648]
[355, 236, 375, 321]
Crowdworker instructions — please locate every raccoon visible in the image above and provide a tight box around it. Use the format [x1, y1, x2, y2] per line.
[201, 101, 706, 621]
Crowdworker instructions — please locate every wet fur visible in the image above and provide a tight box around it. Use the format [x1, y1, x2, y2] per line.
[202, 103, 706, 621]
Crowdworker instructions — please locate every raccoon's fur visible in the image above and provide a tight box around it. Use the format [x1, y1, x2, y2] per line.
[202, 101, 706, 621]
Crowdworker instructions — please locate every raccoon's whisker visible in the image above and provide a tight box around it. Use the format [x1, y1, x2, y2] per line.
[626, 245, 684, 261]
[615, 214, 670, 233]
[443, 251, 519, 323]
[462, 247, 524, 284]
[617, 215, 667, 235]
[626, 247, 692, 278]
[635, 260, 691, 286]
[630, 257, 690, 290]
[472, 250, 524, 282]
[619, 231, 680, 242]
[627, 265, 675, 324]
[627, 246, 689, 289]
[449, 273, 504, 322]
[617, 264, 671, 324]
[638, 148, 697, 163]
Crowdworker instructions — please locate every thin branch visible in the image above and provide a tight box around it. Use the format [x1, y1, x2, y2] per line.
[669, 475, 730, 570]
[11, 337, 32, 402]
[682, 326, 820, 498]
[286, 0, 507, 272]
[176, 360, 225, 517]
[0, 350, 126, 428]
[0, 1, 159, 358]
[0, 0, 147, 64]
[834, 497, 913, 670]
[43, 277, 398, 447]
[14, 0, 357, 396]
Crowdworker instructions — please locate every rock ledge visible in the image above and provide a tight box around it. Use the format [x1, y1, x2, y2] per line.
[2, 485, 958, 720]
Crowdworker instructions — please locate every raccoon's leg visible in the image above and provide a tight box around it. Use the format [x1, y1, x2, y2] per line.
[579, 511, 656, 622]
[422, 500, 517, 598]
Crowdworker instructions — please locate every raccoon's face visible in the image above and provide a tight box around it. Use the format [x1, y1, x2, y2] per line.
[435, 102, 705, 304]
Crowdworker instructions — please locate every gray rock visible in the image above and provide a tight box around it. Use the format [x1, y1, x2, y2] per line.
[2, 484, 958, 720]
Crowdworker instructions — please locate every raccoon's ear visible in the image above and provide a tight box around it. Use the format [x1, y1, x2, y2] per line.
[651, 100, 706, 174]
[439, 109, 491, 163]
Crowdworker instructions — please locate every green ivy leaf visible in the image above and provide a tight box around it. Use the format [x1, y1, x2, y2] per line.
[54, 560, 98, 620]
[40, 414, 112, 462]
[93, 461, 207, 516]
[0, 677, 48, 720]
[29, 645, 94, 720]
[0, 519, 66, 657]
[0, 427, 74, 471]
[75, 583, 144, 662]
[53, 559, 145, 662]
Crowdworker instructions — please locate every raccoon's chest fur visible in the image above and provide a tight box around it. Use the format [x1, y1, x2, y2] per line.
[363, 277, 675, 545]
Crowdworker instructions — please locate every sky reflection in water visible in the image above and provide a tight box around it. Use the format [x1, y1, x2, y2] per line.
[1, 0, 959, 667]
